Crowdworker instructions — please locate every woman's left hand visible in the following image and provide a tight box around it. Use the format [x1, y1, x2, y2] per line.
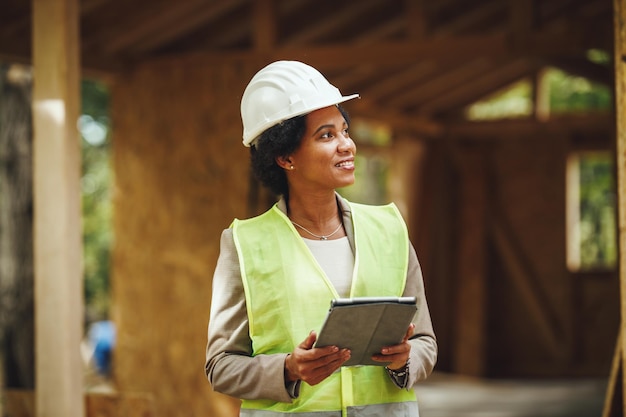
[371, 323, 414, 370]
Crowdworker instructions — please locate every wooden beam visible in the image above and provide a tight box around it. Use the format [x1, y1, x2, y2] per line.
[445, 113, 613, 138]
[282, 0, 383, 46]
[350, 99, 443, 137]
[129, 0, 247, 54]
[141, 34, 510, 71]
[548, 57, 614, 86]
[354, 17, 405, 43]
[432, 0, 505, 38]
[405, 0, 427, 39]
[358, 61, 438, 100]
[509, 0, 535, 38]
[386, 58, 495, 108]
[602, 331, 623, 417]
[98, 0, 244, 55]
[80, 24, 615, 76]
[32, 0, 83, 415]
[254, 0, 277, 51]
[418, 58, 537, 115]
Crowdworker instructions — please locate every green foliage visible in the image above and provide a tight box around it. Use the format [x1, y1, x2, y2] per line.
[578, 153, 617, 270]
[465, 55, 612, 120]
[545, 67, 612, 113]
[80, 79, 112, 320]
[465, 79, 533, 120]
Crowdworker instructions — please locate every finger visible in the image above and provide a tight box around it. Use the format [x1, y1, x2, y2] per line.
[299, 331, 343, 360]
[298, 330, 317, 350]
[403, 323, 415, 342]
[304, 349, 351, 385]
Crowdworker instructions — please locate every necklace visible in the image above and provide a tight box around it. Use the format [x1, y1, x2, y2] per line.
[291, 219, 343, 240]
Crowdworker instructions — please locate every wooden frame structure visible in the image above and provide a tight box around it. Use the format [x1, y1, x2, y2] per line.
[0, 0, 623, 416]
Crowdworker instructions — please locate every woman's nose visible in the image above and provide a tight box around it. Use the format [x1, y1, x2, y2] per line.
[338, 134, 355, 152]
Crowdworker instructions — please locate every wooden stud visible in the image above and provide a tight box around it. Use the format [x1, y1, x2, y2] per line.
[32, 0, 83, 415]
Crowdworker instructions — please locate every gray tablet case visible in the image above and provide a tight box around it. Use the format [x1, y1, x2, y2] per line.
[315, 296, 417, 367]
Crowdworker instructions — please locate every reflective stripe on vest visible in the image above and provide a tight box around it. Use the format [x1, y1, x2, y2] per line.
[240, 401, 419, 417]
[233, 201, 416, 416]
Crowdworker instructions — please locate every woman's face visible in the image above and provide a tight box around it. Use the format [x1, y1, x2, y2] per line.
[285, 105, 356, 192]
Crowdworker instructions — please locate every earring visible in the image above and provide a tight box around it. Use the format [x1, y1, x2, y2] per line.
[290, 165, 294, 170]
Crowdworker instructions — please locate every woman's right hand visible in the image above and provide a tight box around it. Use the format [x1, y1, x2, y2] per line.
[284, 331, 351, 386]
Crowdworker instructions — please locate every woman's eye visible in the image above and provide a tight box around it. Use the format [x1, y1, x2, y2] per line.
[320, 131, 332, 139]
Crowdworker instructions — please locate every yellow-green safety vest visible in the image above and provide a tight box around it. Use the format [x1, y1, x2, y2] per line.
[232, 201, 418, 417]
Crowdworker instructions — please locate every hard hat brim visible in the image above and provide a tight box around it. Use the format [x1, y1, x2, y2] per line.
[243, 93, 360, 147]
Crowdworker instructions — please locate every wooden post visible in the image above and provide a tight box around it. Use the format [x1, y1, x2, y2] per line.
[32, 0, 84, 416]
[615, 0, 626, 415]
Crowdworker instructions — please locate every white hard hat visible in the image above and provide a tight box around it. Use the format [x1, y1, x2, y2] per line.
[240, 60, 359, 147]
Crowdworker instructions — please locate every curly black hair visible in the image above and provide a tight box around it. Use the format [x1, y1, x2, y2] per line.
[250, 105, 350, 197]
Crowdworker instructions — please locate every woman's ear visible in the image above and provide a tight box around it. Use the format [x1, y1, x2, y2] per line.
[276, 155, 294, 171]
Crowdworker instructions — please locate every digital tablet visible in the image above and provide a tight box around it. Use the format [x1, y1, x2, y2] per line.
[315, 296, 417, 367]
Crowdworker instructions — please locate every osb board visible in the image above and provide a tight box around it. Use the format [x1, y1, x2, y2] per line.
[110, 59, 257, 417]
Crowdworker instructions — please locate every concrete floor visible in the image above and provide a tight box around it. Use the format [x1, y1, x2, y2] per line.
[416, 373, 609, 417]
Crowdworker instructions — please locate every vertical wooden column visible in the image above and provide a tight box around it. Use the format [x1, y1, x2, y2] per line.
[32, 0, 84, 416]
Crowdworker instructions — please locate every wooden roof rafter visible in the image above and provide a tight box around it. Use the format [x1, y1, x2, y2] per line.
[432, 0, 507, 37]
[281, 0, 385, 46]
[386, 57, 497, 109]
[417, 58, 540, 116]
[129, 0, 248, 55]
[0, 0, 613, 130]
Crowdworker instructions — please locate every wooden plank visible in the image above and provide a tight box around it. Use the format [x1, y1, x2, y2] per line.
[32, 0, 83, 416]
[602, 331, 623, 417]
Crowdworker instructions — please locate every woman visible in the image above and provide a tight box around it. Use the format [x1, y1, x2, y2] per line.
[205, 60, 437, 416]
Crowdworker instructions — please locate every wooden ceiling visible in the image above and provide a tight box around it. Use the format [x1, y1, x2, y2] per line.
[0, 0, 614, 136]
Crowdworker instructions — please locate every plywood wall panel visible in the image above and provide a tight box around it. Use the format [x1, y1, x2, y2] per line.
[111, 59, 257, 417]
